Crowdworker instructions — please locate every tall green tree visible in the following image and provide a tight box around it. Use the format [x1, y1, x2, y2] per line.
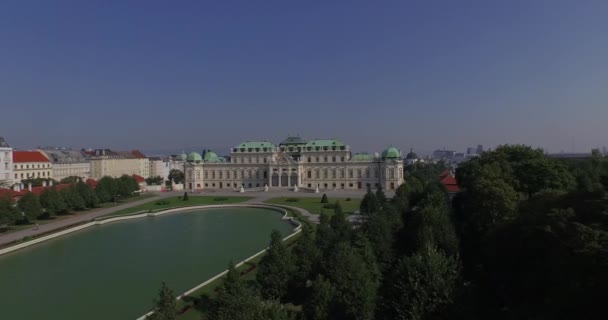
[334, 200, 343, 215]
[360, 189, 380, 215]
[304, 275, 336, 320]
[146, 282, 177, 320]
[96, 176, 117, 202]
[329, 210, 351, 244]
[0, 195, 20, 227]
[117, 175, 139, 197]
[257, 230, 292, 300]
[211, 262, 294, 320]
[40, 187, 67, 216]
[17, 192, 43, 222]
[288, 225, 320, 300]
[145, 176, 163, 185]
[323, 242, 380, 320]
[375, 185, 387, 206]
[315, 212, 335, 255]
[60, 187, 86, 211]
[168, 169, 184, 184]
[75, 181, 99, 208]
[382, 246, 458, 320]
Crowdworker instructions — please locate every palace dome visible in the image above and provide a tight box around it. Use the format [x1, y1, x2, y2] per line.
[406, 149, 418, 160]
[382, 147, 401, 159]
[186, 152, 202, 162]
[204, 151, 219, 162]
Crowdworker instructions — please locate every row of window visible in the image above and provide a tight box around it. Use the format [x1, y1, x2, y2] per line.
[14, 171, 51, 179]
[232, 157, 269, 164]
[192, 181, 396, 190]
[305, 168, 401, 179]
[231, 155, 350, 164]
[14, 163, 51, 169]
[195, 170, 270, 180]
[232, 146, 347, 153]
[307, 156, 346, 163]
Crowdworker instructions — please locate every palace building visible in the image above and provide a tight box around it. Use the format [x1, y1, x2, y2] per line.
[183, 137, 404, 192]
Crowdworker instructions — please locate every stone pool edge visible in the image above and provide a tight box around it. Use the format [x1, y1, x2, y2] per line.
[0, 204, 302, 257]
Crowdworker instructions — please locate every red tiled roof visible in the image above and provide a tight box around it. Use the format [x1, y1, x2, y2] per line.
[0, 188, 19, 200]
[0, 184, 72, 200]
[439, 171, 460, 193]
[13, 151, 50, 163]
[131, 150, 147, 158]
[132, 174, 145, 183]
[86, 178, 98, 187]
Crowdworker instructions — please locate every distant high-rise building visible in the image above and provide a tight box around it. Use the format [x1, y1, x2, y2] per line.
[467, 147, 476, 155]
[603, 146, 607, 156]
[476, 144, 484, 154]
[432, 149, 456, 160]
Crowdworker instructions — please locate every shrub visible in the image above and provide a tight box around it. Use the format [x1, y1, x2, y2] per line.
[214, 197, 228, 201]
[321, 193, 328, 203]
[183, 192, 189, 201]
[285, 198, 300, 202]
[346, 197, 352, 201]
[155, 200, 170, 206]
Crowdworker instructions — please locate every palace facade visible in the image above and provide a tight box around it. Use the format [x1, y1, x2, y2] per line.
[183, 137, 404, 192]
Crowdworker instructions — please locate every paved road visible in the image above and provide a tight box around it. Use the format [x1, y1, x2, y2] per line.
[0, 189, 377, 247]
[0, 194, 170, 247]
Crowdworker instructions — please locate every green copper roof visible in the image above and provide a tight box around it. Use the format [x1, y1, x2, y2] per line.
[305, 139, 346, 148]
[351, 153, 375, 161]
[186, 151, 202, 162]
[279, 136, 307, 145]
[203, 151, 220, 162]
[382, 147, 401, 159]
[236, 141, 276, 149]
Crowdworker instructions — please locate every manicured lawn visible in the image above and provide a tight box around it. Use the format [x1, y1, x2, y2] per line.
[264, 196, 362, 215]
[104, 195, 251, 217]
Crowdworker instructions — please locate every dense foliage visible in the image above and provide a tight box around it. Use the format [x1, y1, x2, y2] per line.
[0, 175, 138, 229]
[147, 282, 177, 320]
[153, 145, 606, 319]
[168, 169, 184, 184]
[146, 176, 164, 185]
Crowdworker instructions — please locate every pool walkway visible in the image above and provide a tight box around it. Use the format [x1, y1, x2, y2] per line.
[0, 189, 377, 247]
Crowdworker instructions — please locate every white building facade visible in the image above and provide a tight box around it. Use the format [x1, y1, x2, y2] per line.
[0, 137, 13, 185]
[184, 137, 404, 192]
[38, 148, 90, 181]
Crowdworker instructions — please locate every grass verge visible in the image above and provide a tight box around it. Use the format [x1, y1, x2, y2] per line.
[264, 196, 362, 216]
[103, 196, 251, 217]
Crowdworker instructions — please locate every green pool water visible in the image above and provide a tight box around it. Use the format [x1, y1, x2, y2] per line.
[0, 207, 295, 320]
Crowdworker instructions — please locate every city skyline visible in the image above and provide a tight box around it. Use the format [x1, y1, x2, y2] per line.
[2, 1, 607, 153]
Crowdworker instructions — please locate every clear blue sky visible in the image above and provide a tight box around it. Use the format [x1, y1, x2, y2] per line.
[1, 0, 607, 155]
